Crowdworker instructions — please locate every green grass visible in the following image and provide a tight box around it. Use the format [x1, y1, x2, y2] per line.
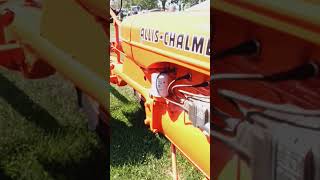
[0, 66, 203, 180]
[0, 67, 203, 180]
[109, 86, 203, 180]
[0, 69, 107, 180]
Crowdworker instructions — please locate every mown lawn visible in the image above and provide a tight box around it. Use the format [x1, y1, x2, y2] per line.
[0, 69, 107, 180]
[109, 86, 203, 180]
[0, 67, 203, 180]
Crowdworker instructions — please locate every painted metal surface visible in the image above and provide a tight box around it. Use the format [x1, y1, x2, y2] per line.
[213, 1, 320, 179]
[0, 0, 109, 108]
[110, 4, 210, 179]
[121, 11, 210, 75]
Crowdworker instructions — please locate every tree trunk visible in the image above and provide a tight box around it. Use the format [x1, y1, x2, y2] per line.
[161, 0, 166, 11]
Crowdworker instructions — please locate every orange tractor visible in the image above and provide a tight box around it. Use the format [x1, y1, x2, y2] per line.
[0, 0, 110, 128]
[213, 0, 320, 180]
[0, 0, 210, 179]
[3, 0, 320, 179]
[110, 0, 210, 179]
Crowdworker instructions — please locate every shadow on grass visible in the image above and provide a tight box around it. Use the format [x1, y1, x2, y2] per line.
[0, 169, 11, 180]
[108, 85, 130, 104]
[110, 107, 165, 167]
[0, 73, 109, 179]
[0, 73, 61, 132]
[41, 141, 108, 180]
[40, 121, 109, 180]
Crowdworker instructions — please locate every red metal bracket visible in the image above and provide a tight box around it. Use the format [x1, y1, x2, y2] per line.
[0, 8, 55, 78]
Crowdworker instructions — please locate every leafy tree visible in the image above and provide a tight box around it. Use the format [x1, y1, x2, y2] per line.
[180, 0, 199, 10]
[139, 0, 158, 9]
[115, 0, 203, 11]
[120, 0, 159, 10]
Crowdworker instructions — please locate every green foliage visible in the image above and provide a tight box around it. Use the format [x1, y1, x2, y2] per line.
[0, 71, 107, 180]
[119, 0, 203, 11]
[139, 0, 158, 10]
[122, 0, 158, 10]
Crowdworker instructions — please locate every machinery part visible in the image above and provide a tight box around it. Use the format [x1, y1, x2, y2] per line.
[24, 0, 42, 8]
[2, 2, 109, 108]
[214, 40, 260, 60]
[76, 88, 109, 132]
[218, 89, 320, 116]
[214, 0, 320, 179]
[215, 88, 320, 180]
[81, 92, 100, 131]
[214, 108, 320, 180]
[0, 8, 15, 43]
[211, 130, 251, 164]
[110, 1, 210, 178]
[110, 0, 122, 17]
[214, 62, 319, 81]
[171, 143, 179, 180]
[150, 72, 169, 97]
[240, 112, 320, 180]
[0, 19, 56, 78]
[161, 109, 210, 178]
[120, 8, 210, 76]
[77, 0, 108, 19]
[184, 96, 210, 136]
[41, 0, 108, 81]
[168, 73, 191, 95]
[212, 114, 241, 133]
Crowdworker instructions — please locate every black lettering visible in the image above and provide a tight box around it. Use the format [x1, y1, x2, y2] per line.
[164, 32, 169, 45]
[206, 38, 210, 56]
[151, 29, 154, 42]
[155, 30, 159, 42]
[145, 29, 148, 41]
[176, 34, 184, 49]
[140, 28, 144, 39]
[169, 33, 175, 47]
[148, 29, 151, 41]
[185, 35, 190, 51]
[192, 36, 204, 54]
[144, 29, 148, 41]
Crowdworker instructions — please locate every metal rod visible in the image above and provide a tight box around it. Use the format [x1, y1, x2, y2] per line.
[171, 143, 179, 180]
[214, 40, 260, 60]
[218, 89, 320, 116]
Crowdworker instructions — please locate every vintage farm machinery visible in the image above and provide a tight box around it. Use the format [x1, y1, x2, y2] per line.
[213, 0, 320, 180]
[0, 0, 210, 179]
[0, 0, 109, 128]
[110, 1, 210, 179]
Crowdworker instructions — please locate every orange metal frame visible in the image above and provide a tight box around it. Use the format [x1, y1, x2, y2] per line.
[110, 9, 210, 179]
[0, 8, 55, 79]
[213, 2, 320, 179]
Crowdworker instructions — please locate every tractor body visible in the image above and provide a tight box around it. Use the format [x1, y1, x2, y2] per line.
[110, 1, 210, 178]
[213, 1, 320, 179]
